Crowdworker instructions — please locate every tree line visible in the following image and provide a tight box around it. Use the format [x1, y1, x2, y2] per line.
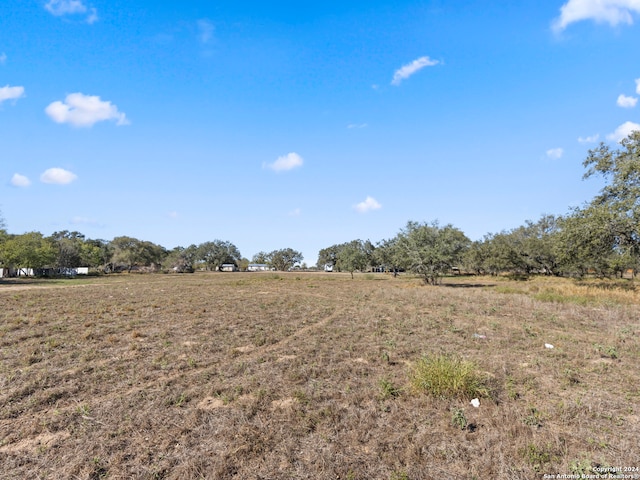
[319, 132, 640, 282]
[1, 132, 639, 279]
[0, 227, 305, 275]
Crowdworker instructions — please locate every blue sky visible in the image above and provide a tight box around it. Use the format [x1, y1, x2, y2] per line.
[2, 0, 640, 264]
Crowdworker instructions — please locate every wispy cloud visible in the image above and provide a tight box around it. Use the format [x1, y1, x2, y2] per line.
[0, 85, 25, 104]
[607, 121, 640, 142]
[45, 0, 98, 23]
[617, 94, 638, 108]
[40, 168, 78, 185]
[347, 123, 368, 129]
[86, 7, 98, 24]
[288, 208, 302, 217]
[197, 19, 214, 44]
[264, 152, 304, 172]
[391, 56, 439, 86]
[70, 216, 100, 226]
[636, 78, 640, 94]
[578, 133, 600, 143]
[167, 211, 179, 219]
[546, 147, 564, 159]
[45, 93, 129, 127]
[11, 173, 31, 188]
[552, 0, 640, 32]
[354, 196, 382, 213]
[0, 53, 6, 65]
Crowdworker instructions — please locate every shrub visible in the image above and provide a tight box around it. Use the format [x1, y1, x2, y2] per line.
[409, 354, 489, 399]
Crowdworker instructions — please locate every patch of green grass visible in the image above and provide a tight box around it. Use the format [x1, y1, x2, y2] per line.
[451, 408, 467, 430]
[378, 378, 401, 400]
[408, 354, 490, 400]
[390, 470, 409, 480]
[494, 285, 525, 295]
[533, 290, 591, 305]
[569, 457, 593, 475]
[521, 444, 552, 472]
[594, 344, 619, 359]
[523, 407, 544, 428]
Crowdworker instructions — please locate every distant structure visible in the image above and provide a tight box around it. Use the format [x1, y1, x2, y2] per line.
[0, 267, 89, 277]
[247, 264, 270, 272]
[219, 264, 239, 272]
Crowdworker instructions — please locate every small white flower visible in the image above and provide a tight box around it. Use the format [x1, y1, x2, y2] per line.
[470, 398, 480, 408]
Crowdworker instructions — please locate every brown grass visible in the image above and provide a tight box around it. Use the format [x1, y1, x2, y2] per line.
[0, 272, 639, 479]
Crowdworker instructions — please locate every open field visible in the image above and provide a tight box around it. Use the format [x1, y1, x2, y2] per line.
[1, 272, 639, 479]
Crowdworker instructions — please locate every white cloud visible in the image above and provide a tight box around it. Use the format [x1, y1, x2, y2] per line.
[0, 85, 25, 104]
[45, 93, 129, 127]
[546, 147, 564, 159]
[578, 133, 600, 143]
[197, 19, 214, 44]
[354, 196, 382, 213]
[45, 0, 97, 23]
[44, 0, 87, 17]
[617, 94, 638, 108]
[11, 173, 31, 187]
[45, 0, 87, 15]
[86, 7, 98, 24]
[347, 123, 368, 129]
[264, 152, 304, 172]
[168, 211, 179, 219]
[391, 56, 439, 86]
[636, 78, 640, 94]
[40, 168, 78, 185]
[70, 216, 98, 225]
[0, 53, 6, 65]
[288, 208, 302, 217]
[607, 121, 640, 142]
[552, 0, 640, 32]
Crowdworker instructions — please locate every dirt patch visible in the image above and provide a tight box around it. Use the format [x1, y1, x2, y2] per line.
[0, 431, 70, 454]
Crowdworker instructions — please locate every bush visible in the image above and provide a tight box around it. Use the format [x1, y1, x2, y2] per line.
[409, 354, 489, 399]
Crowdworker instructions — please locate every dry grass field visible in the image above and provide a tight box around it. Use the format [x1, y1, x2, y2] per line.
[1, 272, 639, 479]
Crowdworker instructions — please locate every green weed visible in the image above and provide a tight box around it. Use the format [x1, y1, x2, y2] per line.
[379, 378, 401, 400]
[451, 408, 467, 430]
[409, 354, 489, 400]
[521, 444, 551, 472]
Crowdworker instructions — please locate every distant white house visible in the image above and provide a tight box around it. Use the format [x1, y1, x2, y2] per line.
[0, 267, 89, 277]
[219, 264, 238, 272]
[324, 264, 334, 272]
[247, 264, 270, 272]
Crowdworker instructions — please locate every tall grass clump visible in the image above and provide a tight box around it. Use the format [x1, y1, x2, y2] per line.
[409, 354, 490, 399]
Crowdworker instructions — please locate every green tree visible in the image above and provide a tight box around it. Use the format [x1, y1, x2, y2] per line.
[82, 239, 112, 270]
[555, 206, 626, 277]
[251, 251, 270, 264]
[578, 131, 640, 273]
[266, 248, 303, 271]
[394, 221, 470, 285]
[110, 236, 166, 272]
[48, 231, 86, 269]
[519, 214, 562, 275]
[316, 244, 341, 269]
[336, 240, 369, 278]
[165, 244, 198, 272]
[0, 232, 57, 272]
[197, 240, 241, 271]
[373, 238, 399, 273]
